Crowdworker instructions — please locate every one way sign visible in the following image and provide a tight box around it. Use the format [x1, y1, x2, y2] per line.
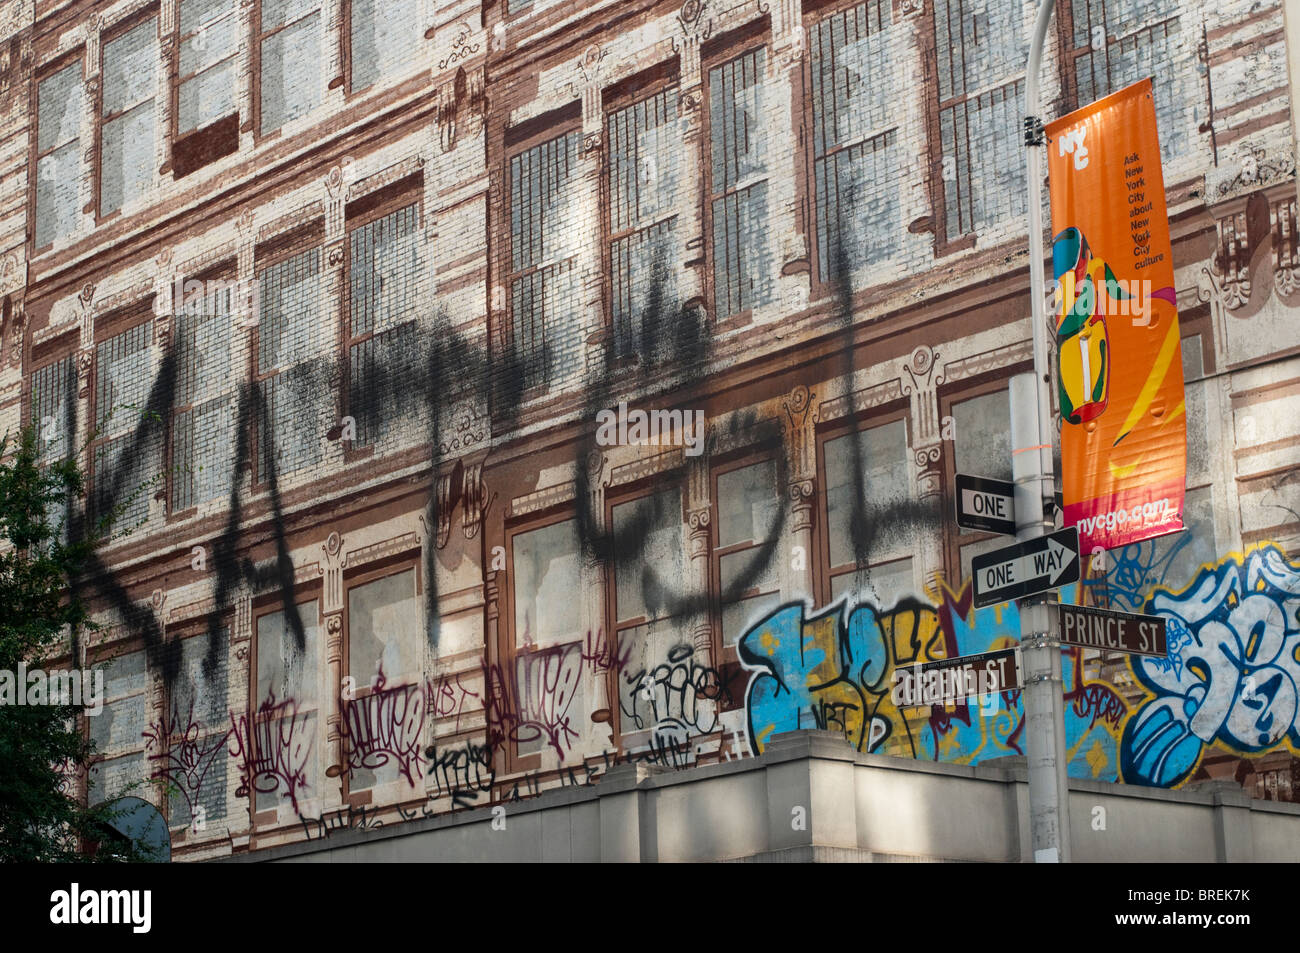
[971, 527, 1081, 608]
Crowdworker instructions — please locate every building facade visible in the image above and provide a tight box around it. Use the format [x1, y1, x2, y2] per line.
[0, 0, 1298, 859]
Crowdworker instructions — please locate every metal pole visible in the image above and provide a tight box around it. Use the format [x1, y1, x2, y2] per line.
[1016, 0, 1072, 863]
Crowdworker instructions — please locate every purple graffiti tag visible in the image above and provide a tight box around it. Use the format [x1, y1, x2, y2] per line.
[143, 702, 233, 816]
[339, 671, 426, 787]
[425, 671, 480, 734]
[581, 627, 633, 677]
[483, 643, 582, 759]
[229, 693, 314, 813]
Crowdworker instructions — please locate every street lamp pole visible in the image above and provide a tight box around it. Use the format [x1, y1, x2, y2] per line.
[1015, 0, 1073, 863]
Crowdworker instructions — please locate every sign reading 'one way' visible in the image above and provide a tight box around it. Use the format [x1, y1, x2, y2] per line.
[955, 473, 1017, 536]
[972, 526, 1081, 608]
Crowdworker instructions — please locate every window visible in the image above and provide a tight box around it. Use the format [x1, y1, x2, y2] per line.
[714, 459, 782, 645]
[949, 388, 1012, 581]
[933, 0, 1028, 241]
[35, 61, 83, 249]
[513, 518, 582, 649]
[89, 649, 150, 807]
[173, 0, 240, 175]
[821, 418, 913, 603]
[251, 601, 320, 816]
[100, 16, 158, 216]
[810, 1, 901, 284]
[610, 487, 687, 737]
[708, 47, 773, 318]
[93, 315, 158, 529]
[257, 0, 321, 135]
[951, 390, 1010, 481]
[346, 200, 420, 450]
[29, 354, 77, 537]
[348, 0, 421, 93]
[607, 87, 681, 360]
[171, 279, 236, 512]
[255, 236, 326, 484]
[30, 353, 76, 463]
[159, 631, 231, 830]
[507, 131, 580, 390]
[510, 517, 585, 757]
[344, 567, 423, 793]
[1063, 0, 1193, 162]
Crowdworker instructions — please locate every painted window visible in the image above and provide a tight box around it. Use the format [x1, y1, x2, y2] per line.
[510, 517, 585, 756]
[178, 0, 239, 134]
[171, 280, 236, 511]
[35, 61, 83, 248]
[349, 0, 421, 92]
[162, 631, 231, 828]
[93, 316, 158, 529]
[30, 353, 76, 463]
[345, 568, 422, 791]
[252, 601, 320, 814]
[708, 47, 773, 318]
[258, 0, 321, 134]
[1065, 0, 1195, 161]
[508, 131, 580, 390]
[823, 418, 913, 603]
[933, 0, 1028, 240]
[611, 487, 687, 737]
[607, 87, 681, 359]
[952, 388, 1013, 581]
[100, 17, 158, 215]
[715, 459, 782, 645]
[810, 0, 901, 283]
[90, 649, 150, 806]
[346, 201, 421, 449]
[173, 0, 240, 175]
[256, 241, 326, 483]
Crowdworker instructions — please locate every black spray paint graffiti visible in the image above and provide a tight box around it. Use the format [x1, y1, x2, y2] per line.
[299, 802, 383, 840]
[142, 701, 231, 818]
[69, 250, 948, 822]
[421, 739, 497, 810]
[619, 642, 727, 739]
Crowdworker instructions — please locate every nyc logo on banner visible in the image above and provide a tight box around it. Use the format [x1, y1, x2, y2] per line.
[1046, 78, 1186, 555]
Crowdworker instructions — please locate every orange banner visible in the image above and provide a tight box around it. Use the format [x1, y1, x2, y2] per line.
[1046, 78, 1185, 555]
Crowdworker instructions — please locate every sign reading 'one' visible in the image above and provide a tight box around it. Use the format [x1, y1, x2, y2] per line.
[955, 473, 1017, 536]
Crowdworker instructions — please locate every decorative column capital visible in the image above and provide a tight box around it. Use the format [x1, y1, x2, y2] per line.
[319, 531, 346, 616]
[686, 505, 711, 558]
[789, 478, 815, 533]
[913, 444, 943, 500]
[76, 348, 93, 399]
[1271, 192, 1299, 298]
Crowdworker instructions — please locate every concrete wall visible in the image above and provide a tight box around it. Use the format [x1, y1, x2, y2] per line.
[225, 732, 1300, 863]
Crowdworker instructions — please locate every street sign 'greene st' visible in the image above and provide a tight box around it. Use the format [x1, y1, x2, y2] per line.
[971, 527, 1081, 608]
[891, 648, 1020, 707]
